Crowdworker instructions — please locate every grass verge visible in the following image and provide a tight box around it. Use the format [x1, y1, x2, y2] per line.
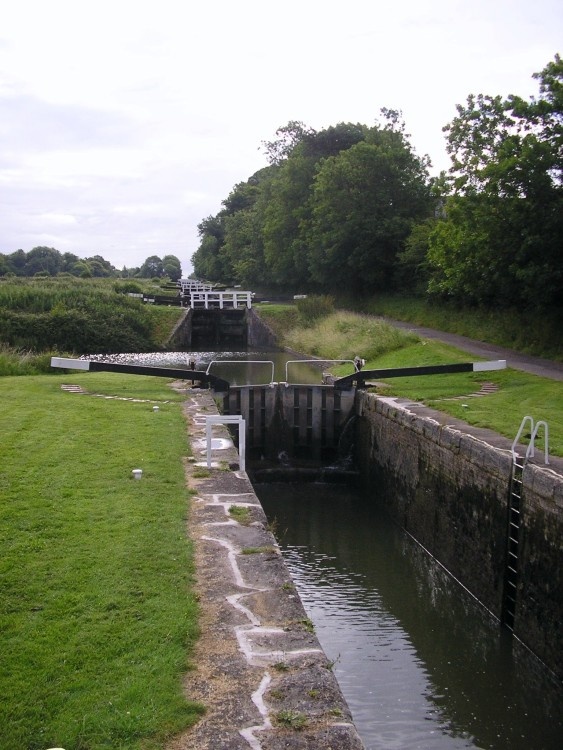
[256, 306, 563, 457]
[0, 372, 203, 749]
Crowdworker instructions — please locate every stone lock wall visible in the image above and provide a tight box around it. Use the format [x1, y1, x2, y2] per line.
[355, 392, 563, 679]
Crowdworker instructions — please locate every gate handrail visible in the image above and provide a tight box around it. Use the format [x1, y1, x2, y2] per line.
[285, 359, 355, 385]
[206, 359, 275, 386]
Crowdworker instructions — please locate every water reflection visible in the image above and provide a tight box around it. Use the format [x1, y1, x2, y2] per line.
[257, 483, 563, 750]
[82, 350, 325, 385]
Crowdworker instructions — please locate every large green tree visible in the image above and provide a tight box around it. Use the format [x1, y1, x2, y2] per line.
[162, 254, 182, 281]
[306, 119, 432, 292]
[427, 55, 563, 308]
[261, 122, 368, 289]
[193, 115, 432, 292]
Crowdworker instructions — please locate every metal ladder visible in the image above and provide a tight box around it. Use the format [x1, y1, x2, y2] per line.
[502, 417, 550, 630]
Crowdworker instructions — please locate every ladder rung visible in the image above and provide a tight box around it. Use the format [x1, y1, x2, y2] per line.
[510, 507, 521, 515]
[507, 565, 518, 575]
[506, 580, 517, 590]
[508, 551, 518, 560]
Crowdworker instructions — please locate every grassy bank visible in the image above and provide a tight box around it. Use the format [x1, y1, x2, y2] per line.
[342, 294, 563, 362]
[0, 276, 184, 354]
[0, 373, 203, 749]
[256, 305, 562, 457]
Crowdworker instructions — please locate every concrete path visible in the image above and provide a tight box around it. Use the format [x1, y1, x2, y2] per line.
[384, 318, 563, 381]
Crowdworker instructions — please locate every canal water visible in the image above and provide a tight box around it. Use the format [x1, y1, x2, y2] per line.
[84, 350, 327, 385]
[255, 482, 563, 750]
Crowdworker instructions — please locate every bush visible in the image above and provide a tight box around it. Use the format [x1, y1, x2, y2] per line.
[296, 295, 334, 326]
[0, 345, 57, 375]
[114, 281, 143, 294]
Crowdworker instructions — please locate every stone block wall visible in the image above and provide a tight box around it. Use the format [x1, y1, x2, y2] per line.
[355, 392, 563, 678]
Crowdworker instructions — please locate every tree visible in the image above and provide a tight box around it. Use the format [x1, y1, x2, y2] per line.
[162, 255, 182, 281]
[261, 123, 368, 289]
[262, 121, 314, 165]
[427, 55, 563, 308]
[61, 252, 80, 273]
[306, 126, 432, 293]
[192, 168, 274, 285]
[24, 246, 63, 276]
[192, 216, 228, 282]
[139, 255, 164, 278]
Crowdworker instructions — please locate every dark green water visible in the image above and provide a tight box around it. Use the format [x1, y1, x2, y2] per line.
[256, 483, 563, 750]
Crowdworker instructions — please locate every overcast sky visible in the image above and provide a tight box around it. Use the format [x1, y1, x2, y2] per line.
[1, 0, 561, 275]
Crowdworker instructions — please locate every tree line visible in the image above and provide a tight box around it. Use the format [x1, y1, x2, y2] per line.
[0, 248, 183, 282]
[192, 56, 562, 311]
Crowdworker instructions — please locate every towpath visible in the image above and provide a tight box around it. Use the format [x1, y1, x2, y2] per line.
[383, 318, 563, 381]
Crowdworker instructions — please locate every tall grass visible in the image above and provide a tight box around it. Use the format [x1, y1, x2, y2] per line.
[284, 310, 420, 360]
[0, 345, 56, 375]
[0, 373, 203, 749]
[0, 277, 184, 354]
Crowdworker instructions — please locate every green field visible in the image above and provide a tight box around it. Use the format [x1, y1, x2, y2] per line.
[0, 373, 203, 749]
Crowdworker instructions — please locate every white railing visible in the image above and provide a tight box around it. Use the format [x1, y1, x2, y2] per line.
[284, 359, 356, 385]
[205, 415, 246, 473]
[178, 279, 213, 293]
[512, 415, 550, 465]
[190, 290, 253, 309]
[206, 360, 275, 386]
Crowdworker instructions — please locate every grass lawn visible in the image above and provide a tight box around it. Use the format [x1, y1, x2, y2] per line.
[0, 372, 203, 749]
[361, 342, 563, 457]
[257, 305, 563, 457]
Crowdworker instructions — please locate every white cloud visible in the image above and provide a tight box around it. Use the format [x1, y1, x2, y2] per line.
[0, 0, 561, 273]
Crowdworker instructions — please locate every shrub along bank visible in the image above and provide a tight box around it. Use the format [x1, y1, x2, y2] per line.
[0, 276, 183, 355]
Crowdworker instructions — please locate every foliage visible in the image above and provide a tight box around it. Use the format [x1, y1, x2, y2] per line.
[0, 247, 184, 282]
[295, 294, 334, 326]
[343, 293, 563, 362]
[307, 131, 431, 292]
[0, 277, 182, 353]
[0, 345, 56, 375]
[0, 373, 203, 748]
[282, 310, 420, 360]
[254, 304, 299, 338]
[192, 114, 432, 293]
[427, 55, 563, 309]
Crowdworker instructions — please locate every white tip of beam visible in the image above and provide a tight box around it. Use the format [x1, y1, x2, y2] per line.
[473, 360, 507, 372]
[51, 357, 91, 371]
